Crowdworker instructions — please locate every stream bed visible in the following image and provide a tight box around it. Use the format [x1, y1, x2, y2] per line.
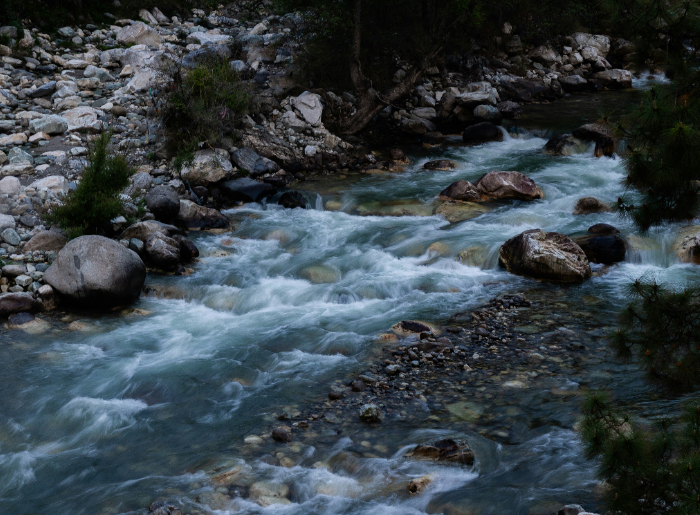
[2, 81, 699, 515]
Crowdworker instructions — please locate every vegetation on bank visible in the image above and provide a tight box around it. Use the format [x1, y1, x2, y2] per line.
[160, 55, 250, 161]
[46, 132, 134, 239]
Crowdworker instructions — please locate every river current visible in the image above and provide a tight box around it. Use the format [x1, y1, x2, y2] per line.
[2, 79, 699, 515]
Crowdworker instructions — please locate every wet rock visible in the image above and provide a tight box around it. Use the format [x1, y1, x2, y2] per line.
[352, 380, 366, 392]
[573, 197, 611, 215]
[572, 234, 626, 264]
[271, 426, 292, 442]
[392, 320, 433, 336]
[221, 177, 276, 203]
[406, 439, 475, 465]
[496, 100, 523, 119]
[22, 231, 68, 252]
[592, 69, 632, 89]
[544, 134, 586, 156]
[390, 148, 408, 163]
[474, 171, 544, 201]
[422, 131, 444, 145]
[572, 122, 614, 141]
[0, 292, 37, 317]
[423, 160, 456, 171]
[558, 505, 585, 515]
[181, 149, 233, 186]
[249, 481, 290, 506]
[499, 229, 591, 282]
[559, 75, 589, 92]
[119, 221, 183, 242]
[300, 265, 339, 284]
[177, 200, 229, 230]
[328, 386, 344, 400]
[173, 235, 199, 261]
[588, 223, 619, 234]
[43, 235, 146, 306]
[439, 180, 485, 202]
[457, 246, 489, 267]
[407, 475, 434, 494]
[435, 201, 490, 223]
[359, 403, 383, 423]
[145, 233, 181, 269]
[473, 104, 503, 124]
[145, 186, 180, 221]
[278, 191, 307, 209]
[116, 21, 163, 46]
[594, 136, 615, 157]
[463, 122, 501, 143]
[673, 226, 700, 264]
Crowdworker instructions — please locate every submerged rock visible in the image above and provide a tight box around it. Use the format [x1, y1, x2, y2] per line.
[406, 438, 475, 465]
[43, 235, 146, 306]
[423, 160, 456, 171]
[278, 191, 308, 209]
[435, 201, 490, 223]
[407, 475, 434, 494]
[499, 229, 591, 282]
[359, 403, 383, 423]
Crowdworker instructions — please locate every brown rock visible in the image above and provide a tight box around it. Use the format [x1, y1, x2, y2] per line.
[439, 180, 484, 202]
[423, 160, 456, 171]
[406, 439, 474, 466]
[23, 231, 68, 253]
[573, 197, 612, 215]
[272, 426, 292, 442]
[474, 170, 544, 201]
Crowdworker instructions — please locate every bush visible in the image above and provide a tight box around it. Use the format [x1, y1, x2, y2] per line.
[46, 132, 134, 239]
[610, 278, 700, 391]
[161, 55, 250, 157]
[581, 391, 700, 515]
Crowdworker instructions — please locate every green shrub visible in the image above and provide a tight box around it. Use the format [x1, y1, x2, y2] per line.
[46, 132, 134, 239]
[581, 391, 700, 515]
[161, 55, 250, 157]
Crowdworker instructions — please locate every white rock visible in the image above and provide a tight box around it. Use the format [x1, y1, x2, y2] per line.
[304, 145, 318, 157]
[0, 177, 20, 196]
[0, 133, 27, 145]
[63, 106, 103, 132]
[291, 91, 323, 127]
[116, 21, 163, 46]
[139, 9, 158, 24]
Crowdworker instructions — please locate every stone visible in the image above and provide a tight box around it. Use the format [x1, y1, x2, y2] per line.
[220, 177, 276, 203]
[570, 33, 611, 56]
[499, 229, 591, 282]
[529, 45, 561, 65]
[473, 171, 544, 201]
[291, 91, 323, 126]
[559, 75, 589, 92]
[0, 134, 28, 146]
[0, 176, 20, 196]
[673, 227, 700, 264]
[439, 180, 484, 202]
[592, 69, 632, 89]
[145, 185, 180, 221]
[0, 293, 36, 317]
[435, 201, 490, 223]
[359, 403, 383, 423]
[412, 107, 437, 121]
[24, 231, 68, 253]
[29, 176, 68, 196]
[589, 223, 619, 234]
[43, 235, 146, 306]
[423, 160, 456, 171]
[7, 148, 32, 165]
[177, 200, 229, 230]
[594, 136, 616, 157]
[473, 104, 503, 124]
[406, 438, 475, 465]
[230, 147, 279, 178]
[2, 265, 26, 277]
[278, 191, 307, 209]
[573, 197, 612, 215]
[407, 475, 434, 495]
[1, 228, 20, 246]
[63, 106, 103, 133]
[271, 426, 292, 442]
[139, 8, 158, 24]
[152, 7, 169, 24]
[173, 235, 199, 261]
[544, 134, 587, 156]
[180, 149, 233, 186]
[463, 122, 501, 143]
[572, 122, 614, 141]
[392, 320, 433, 336]
[422, 131, 444, 145]
[572, 234, 627, 264]
[31, 81, 57, 98]
[390, 148, 408, 163]
[496, 101, 523, 119]
[37, 284, 59, 311]
[119, 221, 183, 242]
[558, 505, 585, 515]
[129, 238, 145, 255]
[116, 21, 163, 46]
[14, 275, 32, 288]
[249, 481, 289, 504]
[145, 232, 180, 269]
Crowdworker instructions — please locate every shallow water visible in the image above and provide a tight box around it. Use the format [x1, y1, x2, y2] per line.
[2, 81, 698, 515]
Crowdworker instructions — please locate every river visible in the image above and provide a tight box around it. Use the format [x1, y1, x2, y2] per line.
[1, 77, 698, 515]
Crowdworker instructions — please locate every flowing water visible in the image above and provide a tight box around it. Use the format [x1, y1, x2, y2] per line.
[2, 79, 699, 515]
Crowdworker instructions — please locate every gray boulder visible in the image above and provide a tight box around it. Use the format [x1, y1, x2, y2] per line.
[180, 149, 233, 186]
[592, 69, 632, 89]
[119, 220, 183, 242]
[43, 235, 146, 306]
[29, 115, 68, 135]
[176, 200, 229, 229]
[499, 229, 591, 282]
[473, 105, 503, 124]
[145, 233, 180, 269]
[463, 122, 501, 143]
[220, 177, 276, 203]
[30, 81, 57, 98]
[116, 21, 163, 46]
[230, 147, 279, 177]
[0, 293, 37, 317]
[559, 75, 589, 92]
[145, 185, 180, 221]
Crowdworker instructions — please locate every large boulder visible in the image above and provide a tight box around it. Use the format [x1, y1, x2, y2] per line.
[572, 122, 614, 141]
[573, 228, 626, 264]
[474, 171, 544, 201]
[63, 106, 103, 133]
[43, 235, 146, 306]
[0, 292, 37, 317]
[570, 33, 611, 56]
[558, 75, 589, 92]
[439, 180, 485, 202]
[180, 149, 233, 186]
[23, 231, 68, 253]
[291, 91, 323, 127]
[573, 197, 612, 215]
[116, 21, 163, 46]
[463, 122, 501, 143]
[145, 233, 181, 269]
[29, 115, 68, 135]
[499, 229, 592, 282]
[473, 105, 502, 124]
[119, 220, 183, 242]
[592, 69, 632, 89]
[220, 177, 277, 203]
[544, 134, 587, 156]
[230, 147, 279, 177]
[145, 185, 180, 221]
[278, 191, 308, 209]
[496, 101, 523, 119]
[177, 200, 229, 229]
[529, 45, 561, 65]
